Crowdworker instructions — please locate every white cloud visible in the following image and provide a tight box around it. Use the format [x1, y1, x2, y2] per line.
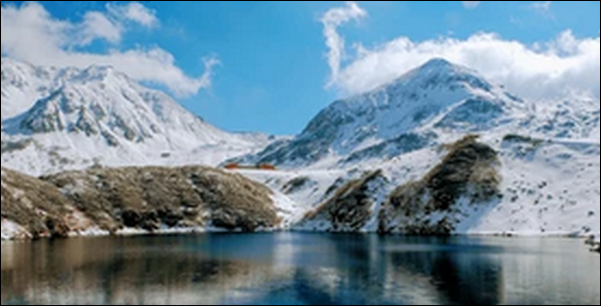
[197, 56, 220, 90]
[80, 11, 122, 45]
[321, 3, 600, 102]
[462, 1, 482, 9]
[1, 2, 70, 56]
[1, 2, 213, 97]
[107, 2, 158, 28]
[529, 1, 554, 20]
[321, 1, 367, 87]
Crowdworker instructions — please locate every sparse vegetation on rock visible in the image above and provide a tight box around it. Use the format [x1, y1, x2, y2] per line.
[585, 236, 600, 253]
[300, 170, 388, 232]
[1, 168, 75, 239]
[502, 134, 544, 147]
[282, 176, 313, 195]
[1, 166, 280, 240]
[1, 139, 34, 154]
[379, 135, 502, 235]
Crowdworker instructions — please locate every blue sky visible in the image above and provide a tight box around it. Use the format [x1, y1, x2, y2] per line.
[1, 1, 600, 135]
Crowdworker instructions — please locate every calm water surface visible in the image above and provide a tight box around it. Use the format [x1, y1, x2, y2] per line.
[1, 233, 599, 305]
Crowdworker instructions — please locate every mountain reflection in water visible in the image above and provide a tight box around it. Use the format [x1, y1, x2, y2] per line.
[1, 234, 599, 305]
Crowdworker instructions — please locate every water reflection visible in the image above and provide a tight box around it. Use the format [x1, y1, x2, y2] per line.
[1, 234, 599, 305]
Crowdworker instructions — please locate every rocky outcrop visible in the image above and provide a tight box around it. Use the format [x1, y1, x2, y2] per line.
[282, 176, 313, 195]
[1, 168, 75, 239]
[291, 136, 503, 235]
[378, 136, 502, 235]
[1, 166, 280, 240]
[297, 171, 388, 232]
[585, 236, 600, 253]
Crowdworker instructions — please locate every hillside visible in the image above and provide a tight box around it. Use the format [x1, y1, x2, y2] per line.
[1, 166, 284, 240]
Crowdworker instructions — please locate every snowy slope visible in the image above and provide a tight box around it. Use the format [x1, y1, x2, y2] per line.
[238, 135, 599, 237]
[1, 59, 273, 176]
[1, 58, 65, 121]
[476, 137, 599, 236]
[235, 59, 600, 237]
[591, 118, 601, 140]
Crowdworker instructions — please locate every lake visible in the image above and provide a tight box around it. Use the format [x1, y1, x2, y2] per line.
[1, 233, 599, 305]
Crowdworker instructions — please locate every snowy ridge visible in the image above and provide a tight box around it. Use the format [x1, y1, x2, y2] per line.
[236, 59, 529, 168]
[1, 59, 274, 176]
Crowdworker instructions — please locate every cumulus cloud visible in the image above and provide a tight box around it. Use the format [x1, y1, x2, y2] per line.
[321, 1, 367, 87]
[107, 2, 158, 28]
[462, 1, 482, 9]
[80, 11, 122, 45]
[321, 3, 600, 102]
[1, 2, 211, 97]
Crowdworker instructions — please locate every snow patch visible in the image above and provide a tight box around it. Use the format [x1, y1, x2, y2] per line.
[1, 219, 30, 241]
[270, 191, 302, 229]
[115, 227, 207, 237]
[68, 227, 110, 238]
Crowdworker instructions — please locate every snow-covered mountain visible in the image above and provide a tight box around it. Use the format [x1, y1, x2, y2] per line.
[238, 59, 526, 167]
[235, 59, 600, 237]
[238, 59, 599, 169]
[1, 58, 273, 176]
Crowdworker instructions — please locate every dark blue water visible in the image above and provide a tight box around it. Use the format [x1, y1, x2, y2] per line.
[1, 233, 599, 305]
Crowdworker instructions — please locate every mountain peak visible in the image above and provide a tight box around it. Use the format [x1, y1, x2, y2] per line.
[76, 65, 122, 83]
[245, 58, 519, 167]
[389, 58, 492, 95]
[412, 58, 475, 78]
[420, 58, 455, 69]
